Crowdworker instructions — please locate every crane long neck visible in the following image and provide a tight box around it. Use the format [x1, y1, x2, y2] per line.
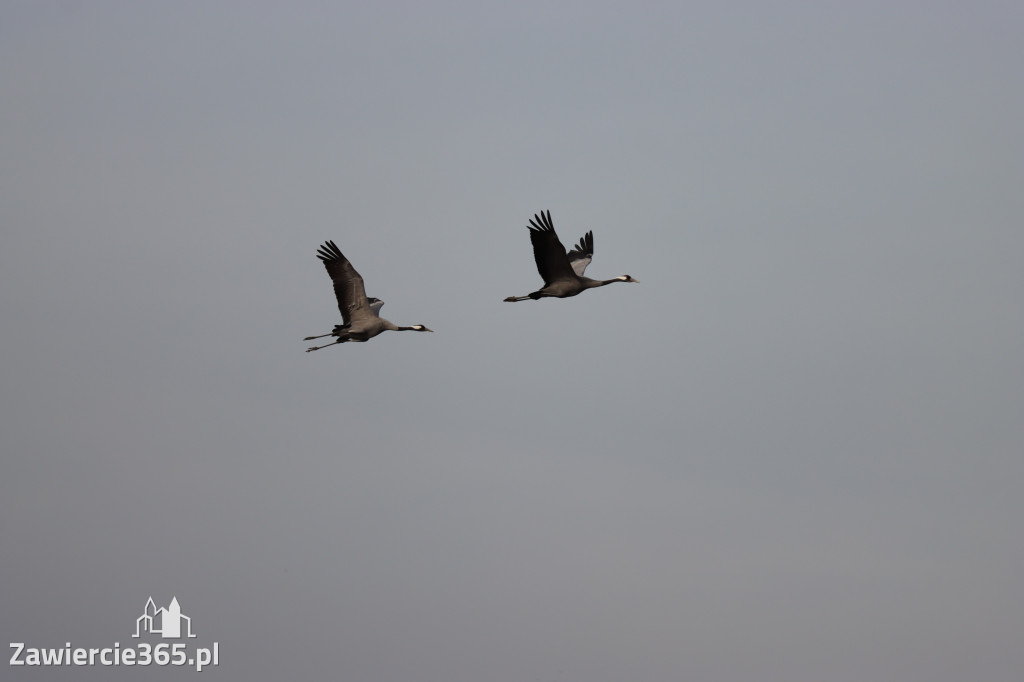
[583, 276, 627, 288]
[380, 318, 430, 332]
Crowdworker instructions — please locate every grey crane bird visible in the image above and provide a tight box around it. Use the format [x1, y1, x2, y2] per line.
[304, 240, 433, 351]
[503, 210, 638, 302]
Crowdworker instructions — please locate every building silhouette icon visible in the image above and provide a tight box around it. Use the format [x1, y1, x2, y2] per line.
[133, 597, 196, 638]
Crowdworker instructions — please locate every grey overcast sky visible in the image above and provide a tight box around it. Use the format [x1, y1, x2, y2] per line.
[2, 2, 1022, 680]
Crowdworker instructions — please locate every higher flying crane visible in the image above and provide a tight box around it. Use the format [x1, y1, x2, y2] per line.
[504, 210, 638, 302]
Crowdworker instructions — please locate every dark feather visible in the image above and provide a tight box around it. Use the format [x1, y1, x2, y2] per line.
[316, 240, 374, 325]
[566, 230, 594, 276]
[527, 210, 577, 286]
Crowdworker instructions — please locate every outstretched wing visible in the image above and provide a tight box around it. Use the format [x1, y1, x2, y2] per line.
[316, 240, 374, 325]
[527, 210, 577, 286]
[566, 231, 594, 276]
[367, 297, 384, 317]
